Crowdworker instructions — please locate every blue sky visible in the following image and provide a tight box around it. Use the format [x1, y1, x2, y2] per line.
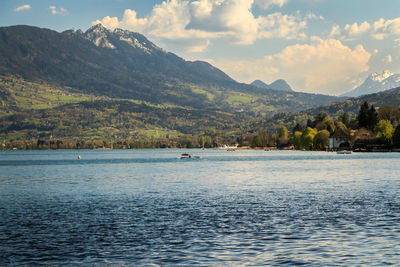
[2, 0, 400, 95]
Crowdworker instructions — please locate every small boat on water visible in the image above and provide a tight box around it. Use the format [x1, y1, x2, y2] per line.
[336, 151, 352, 154]
[179, 153, 201, 159]
[218, 145, 238, 150]
[180, 153, 193, 159]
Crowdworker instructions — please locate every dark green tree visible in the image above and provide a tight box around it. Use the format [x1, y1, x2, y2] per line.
[357, 101, 370, 129]
[369, 105, 379, 130]
[291, 131, 303, 149]
[306, 119, 314, 128]
[313, 130, 330, 150]
[251, 134, 263, 147]
[315, 113, 328, 124]
[339, 112, 350, 127]
[278, 126, 289, 145]
[293, 123, 304, 134]
[357, 101, 378, 130]
[316, 116, 335, 134]
[392, 125, 400, 147]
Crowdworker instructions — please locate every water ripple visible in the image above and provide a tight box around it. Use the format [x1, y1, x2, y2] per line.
[1, 150, 400, 265]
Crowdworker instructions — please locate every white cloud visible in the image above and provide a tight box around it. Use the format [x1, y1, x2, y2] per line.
[49, 6, 56, 15]
[15, 4, 31, 12]
[187, 40, 211, 53]
[255, 0, 288, 10]
[330, 22, 370, 40]
[49, 6, 68, 16]
[305, 13, 324, 21]
[94, 16, 120, 30]
[257, 12, 307, 40]
[372, 17, 400, 40]
[330, 17, 400, 41]
[187, 0, 259, 45]
[368, 47, 400, 76]
[93, 0, 311, 52]
[213, 38, 371, 95]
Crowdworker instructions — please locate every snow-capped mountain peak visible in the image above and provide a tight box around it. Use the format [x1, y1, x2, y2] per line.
[80, 24, 164, 54]
[369, 70, 394, 82]
[83, 24, 115, 49]
[342, 70, 400, 97]
[112, 28, 162, 54]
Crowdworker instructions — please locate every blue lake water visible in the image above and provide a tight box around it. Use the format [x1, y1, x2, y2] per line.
[1, 149, 400, 265]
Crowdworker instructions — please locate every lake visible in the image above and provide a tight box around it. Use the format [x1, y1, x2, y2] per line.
[1, 149, 400, 265]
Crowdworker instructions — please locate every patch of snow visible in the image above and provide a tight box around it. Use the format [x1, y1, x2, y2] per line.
[119, 36, 151, 54]
[370, 70, 394, 82]
[343, 70, 400, 97]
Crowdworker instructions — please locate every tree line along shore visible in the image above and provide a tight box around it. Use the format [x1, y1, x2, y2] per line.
[2, 102, 400, 151]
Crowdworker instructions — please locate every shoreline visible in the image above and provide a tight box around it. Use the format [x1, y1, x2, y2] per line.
[2, 147, 400, 152]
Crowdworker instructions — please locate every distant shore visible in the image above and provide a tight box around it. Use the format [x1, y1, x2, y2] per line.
[2, 147, 400, 152]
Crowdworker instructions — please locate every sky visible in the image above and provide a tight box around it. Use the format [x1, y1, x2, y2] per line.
[2, 0, 400, 95]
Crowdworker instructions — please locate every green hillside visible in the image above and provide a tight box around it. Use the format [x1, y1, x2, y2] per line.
[0, 76, 245, 140]
[0, 73, 344, 141]
[254, 86, 400, 132]
[0, 25, 344, 142]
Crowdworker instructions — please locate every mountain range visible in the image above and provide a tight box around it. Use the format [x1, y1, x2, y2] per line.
[0, 24, 234, 105]
[250, 79, 293, 92]
[342, 70, 400, 97]
[0, 24, 345, 140]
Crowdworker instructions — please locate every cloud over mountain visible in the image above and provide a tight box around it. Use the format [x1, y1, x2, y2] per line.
[88, 1, 400, 96]
[93, 0, 317, 52]
[213, 37, 371, 95]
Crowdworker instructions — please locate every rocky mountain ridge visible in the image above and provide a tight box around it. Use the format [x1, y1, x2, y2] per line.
[342, 70, 400, 97]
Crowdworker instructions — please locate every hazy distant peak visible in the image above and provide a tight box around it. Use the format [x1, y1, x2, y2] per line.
[250, 80, 270, 89]
[268, 79, 293, 92]
[251, 79, 293, 92]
